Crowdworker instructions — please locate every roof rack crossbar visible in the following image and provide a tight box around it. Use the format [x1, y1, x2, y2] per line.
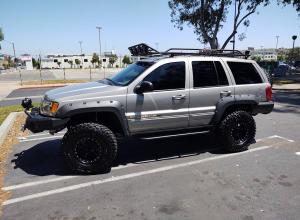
[128, 43, 250, 59]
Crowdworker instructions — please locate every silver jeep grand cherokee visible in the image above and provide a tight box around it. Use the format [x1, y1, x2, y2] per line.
[22, 43, 274, 174]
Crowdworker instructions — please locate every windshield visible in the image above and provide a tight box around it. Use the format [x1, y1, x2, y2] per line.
[108, 61, 153, 86]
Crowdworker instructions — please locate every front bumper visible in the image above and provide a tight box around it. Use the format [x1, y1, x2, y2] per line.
[24, 110, 69, 133]
[252, 101, 274, 114]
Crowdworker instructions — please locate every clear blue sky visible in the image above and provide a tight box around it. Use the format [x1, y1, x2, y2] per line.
[0, 0, 299, 57]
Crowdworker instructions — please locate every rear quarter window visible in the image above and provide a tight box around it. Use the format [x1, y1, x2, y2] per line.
[227, 62, 262, 85]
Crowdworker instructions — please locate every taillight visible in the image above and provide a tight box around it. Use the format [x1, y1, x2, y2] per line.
[266, 84, 272, 101]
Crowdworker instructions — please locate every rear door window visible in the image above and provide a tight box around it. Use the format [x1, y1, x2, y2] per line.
[227, 62, 262, 85]
[192, 61, 229, 88]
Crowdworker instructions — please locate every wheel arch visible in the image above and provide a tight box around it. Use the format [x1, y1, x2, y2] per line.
[211, 95, 259, 125]
[58, 101, 129, 136]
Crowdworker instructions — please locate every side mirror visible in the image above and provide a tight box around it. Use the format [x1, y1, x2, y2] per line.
[134, 81, 154, 94]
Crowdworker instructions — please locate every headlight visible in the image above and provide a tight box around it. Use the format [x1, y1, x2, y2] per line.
[40, 96, 59, 116]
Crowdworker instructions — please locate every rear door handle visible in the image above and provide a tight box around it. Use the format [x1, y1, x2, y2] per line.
[172, 94, 186, 100]
[220, 91, 231, 97]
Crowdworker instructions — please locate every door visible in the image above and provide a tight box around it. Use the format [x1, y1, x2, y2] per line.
[188, 58, 235, 127]
[126, 61, 189, 133]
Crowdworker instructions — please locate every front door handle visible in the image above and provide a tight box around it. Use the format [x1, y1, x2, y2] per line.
[220, 91, 231, 97]
[172, 94, 186, 100]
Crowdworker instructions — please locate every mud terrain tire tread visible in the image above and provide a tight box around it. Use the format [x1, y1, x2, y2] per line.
[62, 123, 117, 174]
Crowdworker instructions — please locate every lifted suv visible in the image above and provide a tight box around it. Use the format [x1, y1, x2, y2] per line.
[22, 44, 274, 174]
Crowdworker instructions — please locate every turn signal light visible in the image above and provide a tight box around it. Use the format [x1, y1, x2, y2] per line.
[50, 102, 59, 113]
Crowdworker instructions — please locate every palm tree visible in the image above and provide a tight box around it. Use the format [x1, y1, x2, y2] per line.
[75, 59, 81, 68]
[68, 60, 73, 68]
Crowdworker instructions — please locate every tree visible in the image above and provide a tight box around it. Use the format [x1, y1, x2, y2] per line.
[75, 59, 81, 68]
[32, 58, 38, 68]
[91, 53, 99, 68]
[0, 27, 3, 50]
[0, 27, 3, 41]
[109, 55, 118, 67]
[57, 61, 61, 68]
[277, 54, 285, 61]
[169, 0, 300, 49]
[122, 55, 132, 66]
[68, 60, 73, 68]
[287, 47, 300, 61]
[252, 56, 261, 62]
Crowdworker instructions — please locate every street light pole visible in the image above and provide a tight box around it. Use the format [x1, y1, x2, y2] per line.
[79, 40, 83, 68]
[96, 26, 102, 69]
[3, 40, 16, 66]
[292, 35, 297, 62]
[275, 36, 279, 50]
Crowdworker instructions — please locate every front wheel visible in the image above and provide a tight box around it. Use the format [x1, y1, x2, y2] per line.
[218, 111, 256, 152]
[61, 123, 117, 174]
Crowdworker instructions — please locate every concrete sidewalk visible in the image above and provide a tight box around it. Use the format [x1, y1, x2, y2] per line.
[273, 83, 300, 90]
[0, 82, 20, 101]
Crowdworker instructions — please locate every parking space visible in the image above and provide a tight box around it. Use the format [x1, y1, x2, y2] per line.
[1, 129, 300, 219]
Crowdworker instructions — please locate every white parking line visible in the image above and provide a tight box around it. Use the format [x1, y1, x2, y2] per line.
[267, 135, 295, 143]
[2, 163, 139, 191]
[2, 145, 273, 206]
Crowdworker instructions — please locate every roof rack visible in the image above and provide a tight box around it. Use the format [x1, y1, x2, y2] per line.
[128, 43, 250, 59]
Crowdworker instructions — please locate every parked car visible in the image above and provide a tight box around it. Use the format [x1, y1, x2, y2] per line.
[21, 43, 274, 174]
[273, 64, 290, 77]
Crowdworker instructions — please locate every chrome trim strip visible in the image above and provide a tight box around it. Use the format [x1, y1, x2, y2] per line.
[125, 106, 215, 118]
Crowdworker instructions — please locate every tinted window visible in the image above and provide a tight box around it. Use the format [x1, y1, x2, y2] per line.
[192, 61, 218, 87]
[144, 62, 185, 91]
[215, 61, 229, 85]
[227, 62, 262, 84]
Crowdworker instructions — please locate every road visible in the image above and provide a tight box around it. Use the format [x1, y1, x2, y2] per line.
[0, 88, 300, 219]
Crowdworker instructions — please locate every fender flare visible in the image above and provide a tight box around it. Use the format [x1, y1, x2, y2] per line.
[211, 95, 259, 125]
[57, 100, 130, 136]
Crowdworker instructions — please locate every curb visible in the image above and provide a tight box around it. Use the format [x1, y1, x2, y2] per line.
[0, 112, 22, 147]
[19, 84, 73, 89]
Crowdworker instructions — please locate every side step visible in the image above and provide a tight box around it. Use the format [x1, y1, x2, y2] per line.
[140, 130, 210, 140]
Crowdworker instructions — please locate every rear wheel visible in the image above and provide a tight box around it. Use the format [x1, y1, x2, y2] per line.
[218, 111, 256, 152]
[61, 123, 117, 174]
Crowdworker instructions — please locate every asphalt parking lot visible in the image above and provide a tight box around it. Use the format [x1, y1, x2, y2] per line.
[1, 127, 300, 220]
[1, 89, 300, 219]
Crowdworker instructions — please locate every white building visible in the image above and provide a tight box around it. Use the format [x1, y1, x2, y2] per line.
[19, 54, 33, 70]
[250, 48, 278, 61]
[41, 53, 124, 69]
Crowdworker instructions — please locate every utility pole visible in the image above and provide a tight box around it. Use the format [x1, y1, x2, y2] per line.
[4, 40, 16, 66]
[155, 42, 159, 51]
[292, 35, 297, 63]
[79, 40, 83, 68]
[96, 26, 102, 69]
[39, 54, 42, 84]
[275, 36, 279, 50]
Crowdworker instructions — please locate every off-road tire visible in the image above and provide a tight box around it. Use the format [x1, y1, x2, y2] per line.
[218, 111, 256, 152]
[61, 123, 117, 174]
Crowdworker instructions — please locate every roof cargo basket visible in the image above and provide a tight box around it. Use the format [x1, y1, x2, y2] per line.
[128, 43, 160, 56]
[128, 43, 250, 59]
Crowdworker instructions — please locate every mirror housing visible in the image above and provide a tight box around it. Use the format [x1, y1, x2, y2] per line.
[134, 81, 154, 94]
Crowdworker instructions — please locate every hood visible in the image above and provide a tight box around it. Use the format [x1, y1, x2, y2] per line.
[45, 81, 126, 102]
